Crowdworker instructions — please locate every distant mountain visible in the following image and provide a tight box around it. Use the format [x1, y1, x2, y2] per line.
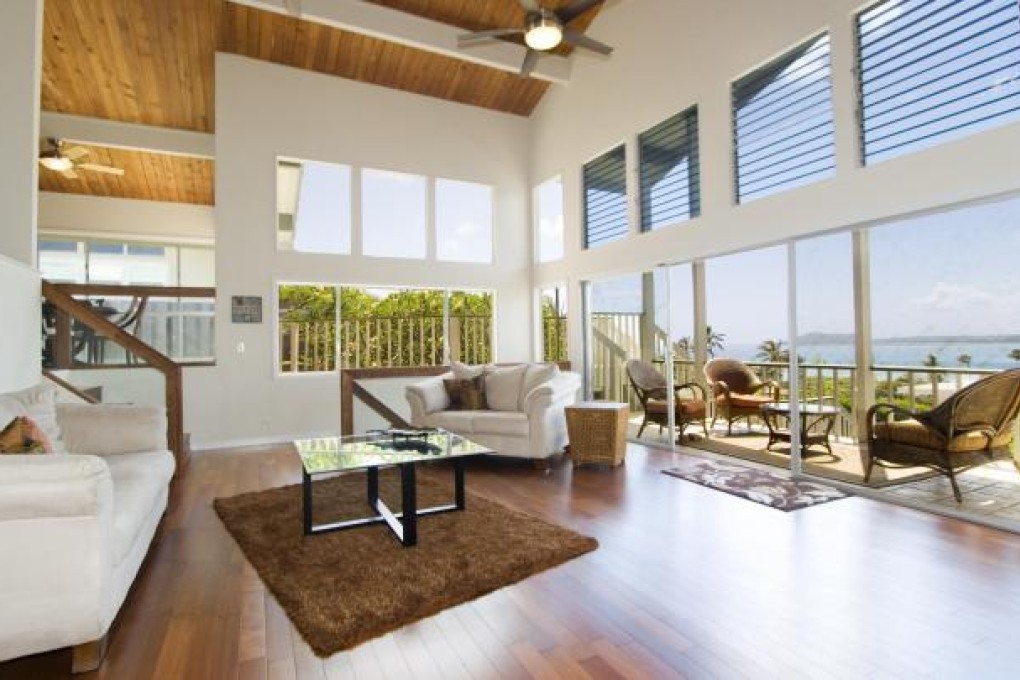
[797, 332, 1020, 345]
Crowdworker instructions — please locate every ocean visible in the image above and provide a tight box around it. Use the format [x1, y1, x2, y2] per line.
[722, 341, 1020, 370]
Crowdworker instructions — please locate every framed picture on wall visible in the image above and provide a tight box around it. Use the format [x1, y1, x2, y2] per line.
[231, 296, 263, 323]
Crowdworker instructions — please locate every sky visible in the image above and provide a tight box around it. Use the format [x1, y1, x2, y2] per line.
[588, 192, 1020, 346]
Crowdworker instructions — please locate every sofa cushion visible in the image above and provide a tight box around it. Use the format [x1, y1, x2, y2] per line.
[0, 417, 53, 454]
[519, 363, 560, 410]
[472, 411, 529, 437]
[426, 410, 477, 434]
[486, 365, 528, 412]
[102, 450, 175, 565]
[443, 376, 488, 410]
[0, 385, 65, 453]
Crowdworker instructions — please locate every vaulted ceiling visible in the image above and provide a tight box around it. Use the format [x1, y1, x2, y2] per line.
[38, 0, 605, 205]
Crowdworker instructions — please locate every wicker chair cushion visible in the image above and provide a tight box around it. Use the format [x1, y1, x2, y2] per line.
[717, 393, 773, 409]
[647, 398, 706, 417]
[874, 419, 1013, 453]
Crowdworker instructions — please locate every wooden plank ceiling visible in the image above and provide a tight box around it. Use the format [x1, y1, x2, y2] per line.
[38, 144, 215, 206]
[39, 0, 604, 204]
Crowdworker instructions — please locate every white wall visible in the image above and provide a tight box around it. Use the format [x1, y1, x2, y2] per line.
[38, 192, 215, 245]
[0, 255, 41, 393]
[529, 0, 1020, 367]
[0, 0, 42, 266]
[192, 54, 532, 448]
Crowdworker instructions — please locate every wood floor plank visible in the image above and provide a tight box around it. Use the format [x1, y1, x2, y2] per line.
[9, 442, 1020, 679]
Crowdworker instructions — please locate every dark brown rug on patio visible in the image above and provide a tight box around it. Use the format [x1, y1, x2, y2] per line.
[213, 470, 598, 657]
[663, 456, 849, 511]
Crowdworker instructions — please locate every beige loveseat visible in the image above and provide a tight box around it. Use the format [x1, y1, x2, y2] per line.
[406, 363, 581, 460]
[0, 385, 174, 672]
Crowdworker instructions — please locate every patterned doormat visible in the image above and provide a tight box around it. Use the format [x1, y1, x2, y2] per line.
[662, 456, 849, 511]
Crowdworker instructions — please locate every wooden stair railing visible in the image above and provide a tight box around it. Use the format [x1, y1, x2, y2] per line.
[42, 281, 188, 475]
[42, 369, 101, 404]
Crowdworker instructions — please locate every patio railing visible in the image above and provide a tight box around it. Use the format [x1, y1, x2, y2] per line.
[279, 314, 493, 372]
[598, 349, 998, 441]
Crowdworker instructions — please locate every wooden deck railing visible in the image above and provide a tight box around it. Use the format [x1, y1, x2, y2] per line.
[42, 281, 198, 474]
[280, 315, 494, 372]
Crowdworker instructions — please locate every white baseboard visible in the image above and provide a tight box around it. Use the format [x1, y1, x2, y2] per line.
[190, 430, 339, 452]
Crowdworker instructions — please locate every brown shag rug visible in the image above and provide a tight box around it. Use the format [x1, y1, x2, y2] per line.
[214, 469, 598, 657]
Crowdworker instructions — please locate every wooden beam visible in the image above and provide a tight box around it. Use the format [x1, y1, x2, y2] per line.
[228, 0, 573, 84]
[51, 283, 215, 299]
[39, 112, 215, 159]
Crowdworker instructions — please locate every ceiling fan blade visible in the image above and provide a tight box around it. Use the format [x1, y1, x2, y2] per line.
[518, 0, 540, 12]
[63, 145, 89, 160]
[520, 49, 539, 78]
[78, 163, 125, 176]
[556, 0, 605, 24]
[458, 28, 524, 46]
[60, 168, 79, 180]
[562, 28, 613, 55]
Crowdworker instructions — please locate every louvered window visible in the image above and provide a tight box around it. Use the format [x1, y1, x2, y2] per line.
[732, 33, 835, 203]
[857, 0, 1020, 164]
[583, 145, 628, 248]
[639, 107, 700, 230]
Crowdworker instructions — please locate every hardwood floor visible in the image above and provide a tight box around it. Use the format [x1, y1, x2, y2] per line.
[7, 442, 1020, 679]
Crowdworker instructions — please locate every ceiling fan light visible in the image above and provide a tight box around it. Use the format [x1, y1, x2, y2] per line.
[525, 14, 562, 51]
[40, 156, 73, 172]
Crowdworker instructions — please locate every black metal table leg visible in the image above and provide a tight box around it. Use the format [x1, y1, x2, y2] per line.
[454, 457, 466, 511]
[367, 466, 379, 507]
[400, 463, 418, 546]
[302, 469, 312, 536]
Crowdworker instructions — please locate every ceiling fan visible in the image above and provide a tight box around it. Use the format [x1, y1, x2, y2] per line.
[38, 138, 125, 180]
[457, 0, 612, 78]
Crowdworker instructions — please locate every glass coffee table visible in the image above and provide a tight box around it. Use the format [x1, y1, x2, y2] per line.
[294, 429, 492, 547]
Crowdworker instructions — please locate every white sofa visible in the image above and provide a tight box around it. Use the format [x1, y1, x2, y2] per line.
[406, 363, 581, 460]
[0, 397, 174, 671]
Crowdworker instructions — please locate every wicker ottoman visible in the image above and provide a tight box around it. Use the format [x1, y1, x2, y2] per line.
[565, 401, 629, 467]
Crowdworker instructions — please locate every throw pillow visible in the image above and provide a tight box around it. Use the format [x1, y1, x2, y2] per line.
[0, 385, 65, 453]
[450, 361, 491, 381]
[443, 377, 488, 411]
[485, 364, 528, 412]
[519, 363, 561, 410]
[0, 416, 53, 454]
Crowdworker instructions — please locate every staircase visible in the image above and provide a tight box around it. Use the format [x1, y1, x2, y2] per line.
[41, 281, 215, 475]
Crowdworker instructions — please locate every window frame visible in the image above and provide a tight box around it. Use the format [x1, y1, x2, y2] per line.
[582, 143, 630, 250]
[731, 30, 836, 204]
[638, 105, 701, 232]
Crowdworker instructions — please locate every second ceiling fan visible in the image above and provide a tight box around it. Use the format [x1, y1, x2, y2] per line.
[458, 0, 612, 78]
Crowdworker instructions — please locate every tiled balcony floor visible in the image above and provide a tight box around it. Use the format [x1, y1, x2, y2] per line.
[625, 413, 1020, 527]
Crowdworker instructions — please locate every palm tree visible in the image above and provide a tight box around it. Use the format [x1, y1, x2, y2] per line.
[923, 353, 943, 383]
[755, 339, 789, 363]
[1010, 349, 1020, 362]
[673, 336, 693, 361]
[705, 326, 726, 358]
[957, 353, 972, 368]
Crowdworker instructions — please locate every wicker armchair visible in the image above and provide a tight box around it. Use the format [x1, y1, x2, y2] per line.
[865, 369, 1020, 501]
[704, 358, 779, 436]
[625, 359, 708, 440]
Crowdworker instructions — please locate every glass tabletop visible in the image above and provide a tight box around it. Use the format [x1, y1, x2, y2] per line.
[295, 429, 492, 475]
